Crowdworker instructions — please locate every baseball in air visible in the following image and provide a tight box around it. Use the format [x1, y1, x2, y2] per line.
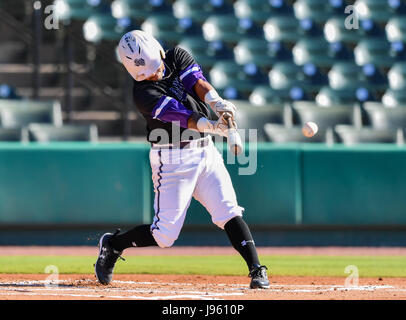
[302, 122, 318, 138]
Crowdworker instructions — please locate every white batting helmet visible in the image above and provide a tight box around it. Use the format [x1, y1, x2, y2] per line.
[118, 30, 166, 81]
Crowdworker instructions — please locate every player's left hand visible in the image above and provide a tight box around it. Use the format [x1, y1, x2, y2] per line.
[214, 100, 237, 119]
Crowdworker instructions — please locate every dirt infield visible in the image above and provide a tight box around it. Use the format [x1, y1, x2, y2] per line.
[2, 246, 406, 256]
[1, 246, 406, 300]
[0, 274, 405, 300]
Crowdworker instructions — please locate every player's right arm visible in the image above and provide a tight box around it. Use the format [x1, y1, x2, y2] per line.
[134, 85, 229, 137]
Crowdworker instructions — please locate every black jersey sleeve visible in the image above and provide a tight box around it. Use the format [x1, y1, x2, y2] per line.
[133, 83, 201, 129]
[174, 47, 207, 95]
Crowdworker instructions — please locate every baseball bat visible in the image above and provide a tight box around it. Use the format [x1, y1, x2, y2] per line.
[223, 112, 243, 156]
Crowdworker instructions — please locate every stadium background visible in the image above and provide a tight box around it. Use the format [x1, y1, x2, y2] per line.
[0, 0, 406, 246]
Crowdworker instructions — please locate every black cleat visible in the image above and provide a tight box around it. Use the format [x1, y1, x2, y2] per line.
[95, 229, 125, 285]
[249, 265, 270, 289]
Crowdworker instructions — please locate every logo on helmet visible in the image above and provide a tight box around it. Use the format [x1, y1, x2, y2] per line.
[134, 58, 145, 66]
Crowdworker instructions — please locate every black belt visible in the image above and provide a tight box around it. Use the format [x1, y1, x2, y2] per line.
[152, 138, 209, 150]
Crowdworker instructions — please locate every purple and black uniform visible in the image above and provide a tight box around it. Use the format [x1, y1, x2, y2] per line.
[132, 47, 214, 144]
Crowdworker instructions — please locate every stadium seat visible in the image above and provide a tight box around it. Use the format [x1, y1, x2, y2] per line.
[178, 38, 233, 70]
[173, 0, 233, 24]
[364, 102, 406, 130]
[293, 0, 336, 24]
[328, 62, 388, 92]
[291, 101, 360, 131]
[249, 85, 309, 105]
[0, 100, 63, 128]
[316, 86, 373, 106]
[354, 39, 396, 68]
[359, 19, 386, 38]
[269, 62, 326, 95]
[389, 41, 406, 60]
[233, 0, 293, 25]
[388, 62, 406, 90]
[28, 124, 98, 142]
[327, 41, 354, 61]
[141, 14, 200, 44]
[386, 16, 406, 43]
[232, 100, 286, 142]
[323, 17, 363, 44]
[83, 14, 134, 43]
[292, 38, 335, 68]
[0, 128, 25, 141]
[264, 123, 328, 143]
[269, 63, 303, 90]
[381, 89, 406, 107]
[209, 61, 263, 98]
[233, 38, 291, 69]
[202, 15, 261, 45]
[298, 18, 324, 37]
[387, 0, 406, 14]
[263, 16, 301, 43]
[54, 0, 111, 21]
[334, 125, 398, 145]
[111, 0, 172, 21]
[353, 0, 393, 23]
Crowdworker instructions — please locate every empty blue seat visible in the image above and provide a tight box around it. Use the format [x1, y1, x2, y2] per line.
[263, 16, 300, 43]
[233, 38, 291, 69]
[28, 124, 98, 142]
[388, 62, 406, 90]
[292, 101, 360, 131]
[386, 16, 406, 43]
[0, 99, 63, 128]
[353, 0, 393, 23]
[328, 62, 388, 92]
[292, 38, 335, 67]
[264, 123, 328, 143]
[54, 0, 111, 21]
[335, 125, 398, 144]
[203, 15, 262, 44]
[316, 86, 374, 106]
[293, 0, 336, 24]
[249, 85, 309, 105]
[209, 61, 262, 99]
[354, 39, 396, 68]
[173, 0, 233, 24]
[364, 102, 406, 130]
[111, 0, 172, 21]
[233, 0, 293, 25]
[382, 89, 406, 107]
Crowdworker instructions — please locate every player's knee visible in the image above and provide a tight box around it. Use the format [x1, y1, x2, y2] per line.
[151, 230, 177, 248]
[156, 239, 175, 248]
[212, 207, 244, 230]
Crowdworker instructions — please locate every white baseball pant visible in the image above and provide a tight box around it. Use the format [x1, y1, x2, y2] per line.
[149, 136, 244, 248]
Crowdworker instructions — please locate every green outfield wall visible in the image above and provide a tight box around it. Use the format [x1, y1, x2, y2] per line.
[0, 142, 405, 227]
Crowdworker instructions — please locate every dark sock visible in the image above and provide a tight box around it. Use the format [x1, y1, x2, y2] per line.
[109, 224, 158, 252]
[224, 216, 261, 271]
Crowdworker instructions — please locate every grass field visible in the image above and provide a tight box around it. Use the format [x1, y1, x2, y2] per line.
[1, 255, 406, 277]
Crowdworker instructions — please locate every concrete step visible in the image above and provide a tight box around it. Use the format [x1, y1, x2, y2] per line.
[16, 87, 91, 111]
[65, 111, 147, 137]
[0, 63, 87, 87]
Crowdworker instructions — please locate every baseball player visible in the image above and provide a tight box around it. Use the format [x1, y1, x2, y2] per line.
[95, 30, 270, 289]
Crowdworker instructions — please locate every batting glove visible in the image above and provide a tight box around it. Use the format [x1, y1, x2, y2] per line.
[213, 99, 237, 119]
[204, 90, 237, 119]
[196, 115, 229, 137]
